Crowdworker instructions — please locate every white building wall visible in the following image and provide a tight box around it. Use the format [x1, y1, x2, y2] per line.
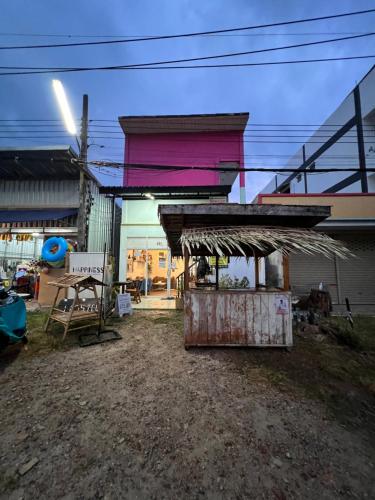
[259, 66, 375, 195]
[119, 198, 208, 280]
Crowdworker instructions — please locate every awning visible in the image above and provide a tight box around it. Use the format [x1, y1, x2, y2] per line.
[0, 209, 78, 223]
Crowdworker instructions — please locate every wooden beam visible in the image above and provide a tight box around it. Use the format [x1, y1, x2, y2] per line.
[283, 254, 290, 291]
[254, 257, 260, 288]
[183, 246, 190, 291]
[215, 255, 219, 290]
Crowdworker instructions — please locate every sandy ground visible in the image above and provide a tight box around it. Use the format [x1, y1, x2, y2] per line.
[0, 310, 374, 500]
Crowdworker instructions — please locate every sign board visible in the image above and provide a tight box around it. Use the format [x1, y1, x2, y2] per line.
[275, 294, 289, 315]
[68, 252, 111, 302]
[115, 293, 133, 317]
[126, 237, 167, 250]
[208, 256, 229, 268]
[69, 252, 107, 278]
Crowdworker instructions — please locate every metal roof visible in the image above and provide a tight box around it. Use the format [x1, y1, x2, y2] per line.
[159, 203, 331, 257]
[0, 208, 78, 223]
[119, 112, 249, 135]
[99, 184, 231, 200]
[0, 146, 80, 180]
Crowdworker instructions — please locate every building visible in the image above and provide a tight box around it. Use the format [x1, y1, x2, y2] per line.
[259, 65, 375, 195]
[255, 66, 375, 313]
[256, 193, 375, 314]
[100, 112, 249, 292]
[0, 146, 120, 275]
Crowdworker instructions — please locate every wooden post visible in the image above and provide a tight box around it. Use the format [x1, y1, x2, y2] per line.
[183, 246, 190, 291]
[77, 94, 89, 251]
[254, 256, 260, 288]
[283, 254, 290, 291]
[44, 286, 60, 333]
[215, 255, 219, 290]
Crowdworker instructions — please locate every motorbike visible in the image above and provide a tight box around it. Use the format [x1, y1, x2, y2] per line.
[0, 287, 27, 352]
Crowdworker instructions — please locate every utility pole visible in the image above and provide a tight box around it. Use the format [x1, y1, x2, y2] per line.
[77, 94, 89, 251]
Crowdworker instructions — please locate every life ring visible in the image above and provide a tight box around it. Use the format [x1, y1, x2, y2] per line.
[41, 237, 68, 262]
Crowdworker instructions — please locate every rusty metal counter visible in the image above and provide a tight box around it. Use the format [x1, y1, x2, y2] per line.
[184, 289, 292, 348]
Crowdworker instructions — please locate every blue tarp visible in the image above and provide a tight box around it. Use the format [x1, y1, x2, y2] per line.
[0, 209, 78, 223]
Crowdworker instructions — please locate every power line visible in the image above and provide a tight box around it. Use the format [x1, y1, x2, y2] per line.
[2, 129, 375, 139]
[0, 31, 370, 39]
[0, 8, 373, 50]
[3, 54, 373, 76]
[88, 136, 373, 144]
[0, 118, 373, 128]
[0, 34, 374, 77]
[90, 120, 375, 127]
[86, 160, 375, 174]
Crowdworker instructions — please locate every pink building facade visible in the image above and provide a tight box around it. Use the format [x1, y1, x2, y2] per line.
[119, 113, 249, 200]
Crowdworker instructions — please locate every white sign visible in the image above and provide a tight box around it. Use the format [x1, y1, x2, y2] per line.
[69, 252, 107, 278]
[68, 252, 111, 302]
[115, 293, 133, 317]
[275, 294, 289, 315]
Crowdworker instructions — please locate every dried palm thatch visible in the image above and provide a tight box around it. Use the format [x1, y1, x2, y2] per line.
[180, 226, 352, 259]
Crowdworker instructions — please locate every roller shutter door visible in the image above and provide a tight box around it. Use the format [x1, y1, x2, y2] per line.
[337, 237, 375, 305]
[289, 253, 339, 303]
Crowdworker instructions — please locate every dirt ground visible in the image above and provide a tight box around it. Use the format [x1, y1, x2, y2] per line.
[1, 310, 374, 500]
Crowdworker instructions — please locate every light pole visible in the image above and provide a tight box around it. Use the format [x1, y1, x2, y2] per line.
[52, 80, 88, 251]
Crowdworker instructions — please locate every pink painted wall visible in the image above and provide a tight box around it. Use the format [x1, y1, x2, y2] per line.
[124, 131, 244, 186]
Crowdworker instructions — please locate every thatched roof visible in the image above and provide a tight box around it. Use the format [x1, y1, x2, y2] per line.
[159, 203, 332, 256]
[180, 226, 352, 259]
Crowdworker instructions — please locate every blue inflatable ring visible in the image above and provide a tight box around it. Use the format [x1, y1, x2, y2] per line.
[42, 237, 68, 262]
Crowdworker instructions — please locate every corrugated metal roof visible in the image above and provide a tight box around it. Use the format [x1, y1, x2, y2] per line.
[0, 208, 78, 223]
[0, 146, 79, 180]
[119, 112, 249, 135]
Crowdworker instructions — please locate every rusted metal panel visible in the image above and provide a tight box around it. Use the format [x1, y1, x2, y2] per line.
[230, 293, 246, 344]
[184, 290, 292, 348]
[260, 294, 270, 345]
[197, 292, 208, 344]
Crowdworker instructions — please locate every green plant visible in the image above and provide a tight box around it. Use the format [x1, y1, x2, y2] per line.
[219, 274, 250, 289]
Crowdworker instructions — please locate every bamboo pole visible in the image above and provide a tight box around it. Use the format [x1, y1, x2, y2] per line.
[183, 246, 190, 291]
[254, 257, 260, 288]
[283, 254, 290, 291]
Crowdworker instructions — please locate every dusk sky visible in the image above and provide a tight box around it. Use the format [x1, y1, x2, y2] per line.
[1, 0, 375, 200]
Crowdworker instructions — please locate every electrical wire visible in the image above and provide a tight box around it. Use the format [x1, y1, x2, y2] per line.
[2, 130, 375, 139]
[87, 137, 373, 144]
[0, 8, 373, 50]
[0, 34, 374, 78]
[86, 160, 375, 174]
[0, 31, 371, 39]
[0, 118, 373, 128]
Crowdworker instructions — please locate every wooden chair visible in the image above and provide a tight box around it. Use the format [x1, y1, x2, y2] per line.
[127, 280, 141, 304]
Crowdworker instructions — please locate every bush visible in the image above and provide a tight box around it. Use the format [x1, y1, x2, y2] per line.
[219, 274, 250, 289]
[320, 318, 362, 350]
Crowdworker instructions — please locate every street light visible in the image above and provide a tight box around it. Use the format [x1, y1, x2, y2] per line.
[52, 79, 77, 135]
[52, 79, 88, 251]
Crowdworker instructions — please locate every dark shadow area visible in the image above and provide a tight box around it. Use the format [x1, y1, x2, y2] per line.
[0, 344, 23, 374]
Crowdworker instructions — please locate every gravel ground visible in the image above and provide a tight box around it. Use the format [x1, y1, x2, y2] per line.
[0, 310, 374, 500]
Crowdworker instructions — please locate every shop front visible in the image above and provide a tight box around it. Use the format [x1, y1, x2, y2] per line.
[125, 237, 184, 297]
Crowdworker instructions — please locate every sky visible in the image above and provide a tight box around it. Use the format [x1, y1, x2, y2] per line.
[1, 0, 375, 201]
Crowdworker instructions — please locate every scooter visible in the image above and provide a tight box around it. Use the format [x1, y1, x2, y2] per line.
[0, 287, 27, 352]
